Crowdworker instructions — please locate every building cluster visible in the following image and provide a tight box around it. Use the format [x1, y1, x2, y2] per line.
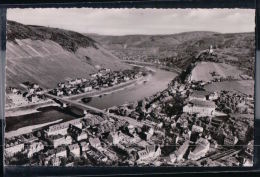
[5, 46, 254, 167]
[5, 111, 164, 166]
[49, 68, 143, 97]
[6, 82, 47, 107]
[108, 58, 254, 166]
[215, 91, 254, 114]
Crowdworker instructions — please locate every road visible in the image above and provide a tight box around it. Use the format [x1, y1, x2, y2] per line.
[44, 93, 145, 127]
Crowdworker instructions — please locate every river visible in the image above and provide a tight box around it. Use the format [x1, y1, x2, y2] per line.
[84, 68, 177, 109]
[5, 68, 177, 133]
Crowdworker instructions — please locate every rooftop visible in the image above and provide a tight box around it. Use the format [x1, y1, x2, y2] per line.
[190, 90, 211, 98]
[189, 99, 216, 108]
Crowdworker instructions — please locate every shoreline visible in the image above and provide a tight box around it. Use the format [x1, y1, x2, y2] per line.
[73, 74, 149, 101]
[4, 69, 152, 117]
[67, 66, 155, 100]
[5, 100, 58, 117]
[4, 77, 146, 117]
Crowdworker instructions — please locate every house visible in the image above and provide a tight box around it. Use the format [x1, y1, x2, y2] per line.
[90, 73, 99, 78]
[81, 78, 87, 82]
[83, 115, 104, 127]
[45, 119, 82, 136]
[56, 90, 64, 96]
[245, 140, 253, 158]
[56, 146, 67, 158]
[50, 156, 61, 166]
[77, 131, 88, 141]
[27, 141, 44, 158]
[27, 95, 39, 103]
[68, 143, 80, 157]
[107, 132, 122, 145]
[183, 99, 216, 116]
[174, 140, 190, 162]
[10, 87, 19, 94]
[172, 132, 180, 144]
[35, 89, 44, 95]
[169, 153, 177, 163]
[188, 138, 210, 160]
[23, 133, 38, 143]
[68, 124, 87, 141]
[75, 78, 82, 84]
[47, 135, 72, 148]
[101, 121, 116, 134]
[143, 126, 154, 140]
[89, 137, 101, 149]
[224, 135, 238, 146]
[86, 149, 108, 164]
[128, 125, 135, 134]
[5, 141, 24, 157]
[104, 149, 118, 161]
[182, 129, 191, 140]
[209, 45, 214, 54]
[45, 149, 56, 159]
[192, 125, 204, 133]
[81, 85, 92, 92]
[208, 92, 218, 100]
[137, 145, 161, 161]
[29, 88, 35, 94]
[68, 79, 77, 85]
[58, 82, 65, 88]
[80, 141, 89, 153]
[32, 83, 40, 89]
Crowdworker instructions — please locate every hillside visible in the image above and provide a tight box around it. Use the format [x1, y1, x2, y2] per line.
[89, 32, 255, 77]
[89, 31, 217, 61]
[6, 21, 129, 88]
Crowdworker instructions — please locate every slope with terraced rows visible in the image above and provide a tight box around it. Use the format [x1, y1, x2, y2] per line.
[6, 21, 129, 88]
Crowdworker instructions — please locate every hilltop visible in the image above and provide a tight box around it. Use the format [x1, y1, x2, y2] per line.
[6, 21, 129, 88]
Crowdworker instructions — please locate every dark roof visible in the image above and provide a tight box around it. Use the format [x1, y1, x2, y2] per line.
[190, 90, 211, 98]
[189, 99, 216, 108]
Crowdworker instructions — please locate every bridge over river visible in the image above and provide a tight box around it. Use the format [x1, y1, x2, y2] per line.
[44, 93, 148, 128]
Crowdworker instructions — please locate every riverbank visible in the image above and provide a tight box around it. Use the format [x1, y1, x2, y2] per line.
[5, 100, 58, 117]
[84, 68, 178, 110]
[73, 74, 149, 101]
[5, 68, 152, 117]
[5, 67, 177, 135]
[67, 65, 156, 101]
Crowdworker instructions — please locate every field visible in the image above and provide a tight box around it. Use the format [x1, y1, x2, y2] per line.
[204, 80, 254, 96]
[190, 61, 243, 82]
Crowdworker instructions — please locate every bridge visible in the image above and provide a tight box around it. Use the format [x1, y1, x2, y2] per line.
[44, 93, 145, 127]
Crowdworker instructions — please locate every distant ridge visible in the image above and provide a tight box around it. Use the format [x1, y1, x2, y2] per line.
[89, 31, 255, 77]
[7, 20, 97, 53]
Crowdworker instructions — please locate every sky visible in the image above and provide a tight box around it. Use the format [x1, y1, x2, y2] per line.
[7, 8, 255, 35]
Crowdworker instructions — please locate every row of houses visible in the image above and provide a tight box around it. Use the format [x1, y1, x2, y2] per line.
[50, 68, 143, 97]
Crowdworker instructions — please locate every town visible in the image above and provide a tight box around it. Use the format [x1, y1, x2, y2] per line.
[6, 67, 146, 108]
[5, 47, 254, 167]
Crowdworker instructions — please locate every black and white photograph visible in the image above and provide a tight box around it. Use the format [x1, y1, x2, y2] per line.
[4, 8, 255, 167]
